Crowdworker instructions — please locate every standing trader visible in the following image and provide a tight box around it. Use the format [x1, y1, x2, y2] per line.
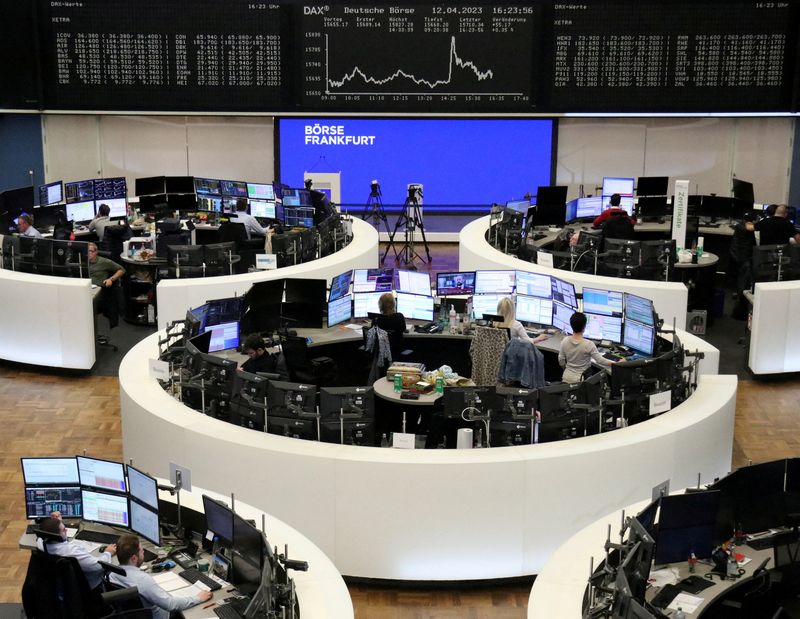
[110, 534, 212, 618]
[747, 204, 800, 245]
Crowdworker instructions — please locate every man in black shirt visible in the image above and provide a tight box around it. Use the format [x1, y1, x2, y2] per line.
[240, 334, 278, 374]
[750, 204, 800, 246]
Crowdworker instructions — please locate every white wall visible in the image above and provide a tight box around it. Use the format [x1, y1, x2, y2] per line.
[41, 115, 792, 205]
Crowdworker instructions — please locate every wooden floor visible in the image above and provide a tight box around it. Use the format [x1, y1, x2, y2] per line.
[2, 243, 799, 617]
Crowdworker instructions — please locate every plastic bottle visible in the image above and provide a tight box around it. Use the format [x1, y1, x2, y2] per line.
[475, 428, 483, 448]
[393, 373, 402, 392]
[727, 552, 739, 578]
[380, 433, 389, 448]
[674, 608, 686, 619]
[435, 376, 444, 394]
[449, 305, 457, 334]
[688, 552, 697, 573]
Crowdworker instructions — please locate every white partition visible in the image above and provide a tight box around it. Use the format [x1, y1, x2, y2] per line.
[156, 218, 379, 329]
[158, 482, 353, 618]
[749, 281, 800, 374]
[0, 269, 95, 369]
[121, 331, 734, 581]
[459, 216, 690, 331]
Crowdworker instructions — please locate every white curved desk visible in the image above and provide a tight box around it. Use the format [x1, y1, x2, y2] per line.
[0, 268, 95, 370]
[121, 329, 734, 581]
[157, 482, 353, 618]
[748, 280, 800, 374]
[459, 217, 690, 331]
[156, 218, 380, 329]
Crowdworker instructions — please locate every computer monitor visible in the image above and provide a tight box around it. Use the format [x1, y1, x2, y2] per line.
[636, 176, 669, 196]
[515, 295, 553, 326]
[515, 271, 551, 298]
[624, 293, 655, 327]
[281, 188, 312, 206]
[441, 387, 493, 419]
[39, 181, 64, 206]
[130, 499, 160, 545]
[530, 202, 566, 227]
[220, 180, 248, 198]
[505, 199, 530, 215]
[231, 512, 266, 590]
[436, 271, 476, 296]
[551, 276, 578, 309]
[636, 197, 671, 220]
[538, 382, 582, 416]
[283, 278, 326, 329]
[94, 177, 127, 200]
[127, 465, 158, 511]
[221, 196, 239, 214]
[81, 489, 130, 527]
[164, 176, 195, 194]
[283, 205, 315, 228]
[197, 196, 223, 212]
[267, 381, 317, 418]
[552, 300, 574, 333]
[327, 294, 352, 327]
[394, 269, 432, 296]
[203, 321, 240, 353]
[353, 268, 394, 293]
[584, 313, 623, 344]
[21, 457, 80, 486]
[249, 200, 276, 219]
[581, 288, 623, 316]
[199, 354, 238, 391]
[623, 319, 656, 356]
[194, 178, 221, 195]
[396, 292, 434, 321]
[471, 293, 505, 320]
[77, 456, 127, 493]
[167, 245, 205, 267]
[66, 200, 96, 223]
[654, 491, 721, 565]
[137, 194, 167, 214]
[574, 196, 604, 219]
[135, 176, 166, 196]
[353, 292, 383, 318]
[203, 495, 234, 544]
[319, 386, 375, 445]
[64, 180, 94, 203]
[247, 182, 275, 201]
[603, 177, 635, 198]
[101, 198, 128, 219]
[610, 358, 658, 397]
[25, 486, 82, 519]
[329, 270, 352, 301]
[732, 178, 755, 204]
[474, 270, 515, 294]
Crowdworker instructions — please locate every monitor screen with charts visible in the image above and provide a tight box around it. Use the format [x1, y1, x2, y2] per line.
[101, 197, 128, 219]
[471, 293, 504, 320]
[25, 486, 82, 519]
[394, 269, 432, 296]
[581, 288, 623, 316]
[396, 292, 434, 321]
[329, 270, 352, 301]
[130, 499, 160, 545]
[327, 294, 352, 327]
[551, 277, 578, 309]
[247, 182, 275, 201]
[602, 177, 635, 198]
[353, 268, 394, 293]
[576, 196, 603, 219]
[66, 200, 95, 223]
[22, 457, 80, 486]
[249, 200, 276, 219]
[515, 295, 553, 326]
[474, 270, 515, 295]
[623, 319, 656, 356]
[77, 456, 127, 493]
[353, 292, 383, 318]
[204, 321, 240, 353]
[624, 292, 655, 326]
[81, 489, 130, 527]
[127, 465, 158, 511]
[552, 300, 574, 334]
[39, 181, 63, 206]
[515, 271, 551, 298]
[584, 312, 623, 344]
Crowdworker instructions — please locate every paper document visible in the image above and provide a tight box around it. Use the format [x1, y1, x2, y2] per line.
[344, 323, 363, 331]
[647, 567, 679, 588]
[667, 592, 703, 614]
[153, 571, 195, 592]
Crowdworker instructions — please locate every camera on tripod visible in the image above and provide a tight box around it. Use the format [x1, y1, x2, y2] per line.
[407, 184, 423, 201]
[370, 180, 381, 197]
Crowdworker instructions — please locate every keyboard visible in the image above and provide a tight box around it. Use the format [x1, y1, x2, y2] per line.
[603, 352, 622, 361]
[178, 567, 222, 591]
[650, 583, 682, 609]
[214, 597, 250, 619]
[74, 530, 120, 545]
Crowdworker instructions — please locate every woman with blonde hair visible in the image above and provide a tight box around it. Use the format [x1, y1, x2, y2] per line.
[496, 297, 549, 344]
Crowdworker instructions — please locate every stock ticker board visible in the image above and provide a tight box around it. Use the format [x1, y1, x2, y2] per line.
[7, 1, 800, 113]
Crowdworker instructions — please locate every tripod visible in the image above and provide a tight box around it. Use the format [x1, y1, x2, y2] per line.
[362, 181, 390, 238]
[383, 185, 431, 268]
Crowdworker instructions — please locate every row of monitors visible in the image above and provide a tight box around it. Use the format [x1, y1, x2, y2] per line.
[39, 178, 128, 207]
[137, 176, 311, 206]
[21, 456, 160, 545]
[328, 269, 581, 303]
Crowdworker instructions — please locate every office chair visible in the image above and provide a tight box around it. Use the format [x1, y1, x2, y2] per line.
[600, 213, 636, 249]
[98, 578, 146, 616]
[22, 550, 103, 619]
[469, 326, 509, 386]
[101, 222, 132, 260]
[218, 221, 254, 273]
[281, 335, 337, 385]
[95, 282, 123, 351]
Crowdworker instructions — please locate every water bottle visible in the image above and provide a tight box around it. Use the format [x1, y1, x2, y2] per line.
[726, 552, 739, 578]
[435, 376, 444, 394]
[393, 373, 402, 392]
[380, 433, 389, 448]
[475, 428, 483, 448]
[449, 305, 457, 334]
[688, 552, 697, 573]
[674, 608, 686, 619]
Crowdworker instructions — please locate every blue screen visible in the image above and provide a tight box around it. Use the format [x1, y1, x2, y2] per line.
[279, 119, 554, 206]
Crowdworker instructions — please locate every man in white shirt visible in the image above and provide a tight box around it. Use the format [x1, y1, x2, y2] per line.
[110, 534, 212, 619]
[18, 214, 43, 238]
[89, 203, 113, 241]
[229, 198, 272, 240]
[37, 517, 116, 591]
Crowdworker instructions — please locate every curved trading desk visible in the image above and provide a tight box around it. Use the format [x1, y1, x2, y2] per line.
[159, 482, 353, 618]
[0, 268, 95, 370]
[120, 327, 734, 581]
[156, 218, 379, 329]
[460, 217, 690, 331]
[748, 280, 800, 374]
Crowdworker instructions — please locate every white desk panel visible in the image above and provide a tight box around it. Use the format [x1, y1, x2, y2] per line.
[156, 218, 379, 329]
[0, 268, 95, 369]
[459, 217, 689, 331]
[121, 331, 733, 581]
[749, 281, 800, 374]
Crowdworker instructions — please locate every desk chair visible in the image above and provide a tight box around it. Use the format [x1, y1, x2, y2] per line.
[281, 335, 337, 385]
[22, 550, 102, 618]
[94, 283, 123, 351]
[101, 222, 132, 259]
[469, 326, 509, 386]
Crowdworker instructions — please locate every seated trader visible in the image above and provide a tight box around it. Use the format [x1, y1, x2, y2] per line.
[110, 534, 212, 619]
[230, 197, 272, 240]
[558, 311, 614, 383]
[241, 334, 279, 374]
[496, 297, 549, 344]
[88, 203, 112, 241]
[36, 516, 116, 591]
[747, 204, 800, 245]
[592, 193, 637, 229]
[373, 292, 407, 358]
[17, 214, 43, 238]
[88, 242, 126, 328]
